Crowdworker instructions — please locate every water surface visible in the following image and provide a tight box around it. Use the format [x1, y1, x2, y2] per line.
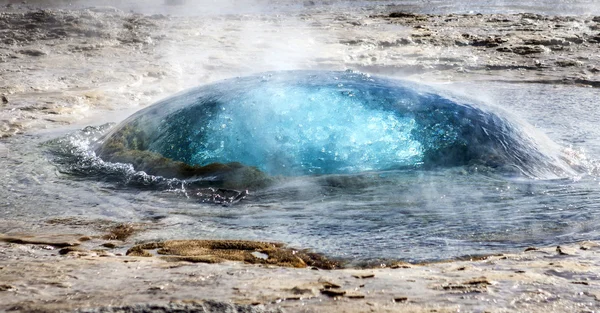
[2, 81, 598, 264]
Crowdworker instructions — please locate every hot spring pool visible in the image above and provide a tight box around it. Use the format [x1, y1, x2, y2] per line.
[3, 72, 599, 265]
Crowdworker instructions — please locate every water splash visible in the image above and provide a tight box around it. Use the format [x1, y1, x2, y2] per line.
[94, 70, 576, 186]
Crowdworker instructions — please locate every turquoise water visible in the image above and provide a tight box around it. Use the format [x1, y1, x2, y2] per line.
[20, 74, 597, 264]
[96, 71, 575, 179]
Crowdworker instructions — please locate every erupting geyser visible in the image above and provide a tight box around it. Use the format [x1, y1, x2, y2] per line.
[96, 70, 568, 188]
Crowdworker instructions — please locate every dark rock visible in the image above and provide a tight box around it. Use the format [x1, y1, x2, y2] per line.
[18, 49, 46, 56]
[389, 12, 418, 18]
[58, 246, 85, 255]
[498, 45, 547, 55]
[0, 284, 15, 291]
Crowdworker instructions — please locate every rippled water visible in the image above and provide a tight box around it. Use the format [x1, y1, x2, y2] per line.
[2, 80, 599, 265]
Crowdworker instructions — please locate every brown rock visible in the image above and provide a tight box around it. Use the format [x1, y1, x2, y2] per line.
[102, 224, 137, 241]
[125, 239, 340, 268]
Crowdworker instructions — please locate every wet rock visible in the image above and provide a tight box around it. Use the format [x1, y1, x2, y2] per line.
[126, 240, 341, 269]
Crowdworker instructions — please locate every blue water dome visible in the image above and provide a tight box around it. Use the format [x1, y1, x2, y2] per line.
[96, 70, 572, 187]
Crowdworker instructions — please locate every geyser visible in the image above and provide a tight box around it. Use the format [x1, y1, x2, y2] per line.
[96, 70, 566, 187]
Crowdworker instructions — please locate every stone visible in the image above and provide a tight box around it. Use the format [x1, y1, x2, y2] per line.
[102, 224, 138, 241]
[125, 240, 341, 269]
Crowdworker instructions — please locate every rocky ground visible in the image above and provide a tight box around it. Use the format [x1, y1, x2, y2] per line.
[2, 228, 600, 312]
[1, 1, 600, 312]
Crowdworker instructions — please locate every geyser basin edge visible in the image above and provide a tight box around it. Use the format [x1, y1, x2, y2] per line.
[96, 70, 575, 188]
